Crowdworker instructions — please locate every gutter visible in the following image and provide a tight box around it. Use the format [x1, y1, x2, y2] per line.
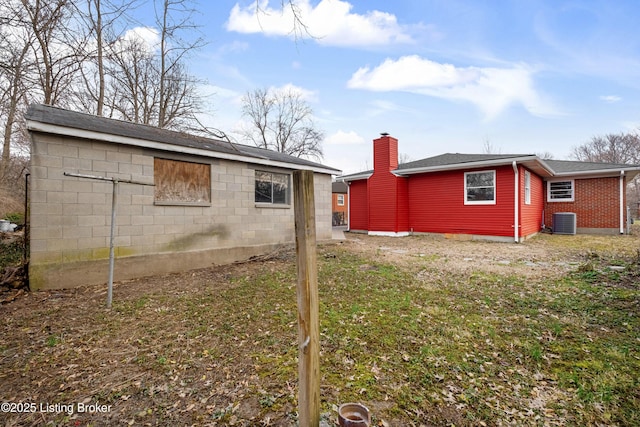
[512, 161, 519, 243]
[620, 170, 625, 234]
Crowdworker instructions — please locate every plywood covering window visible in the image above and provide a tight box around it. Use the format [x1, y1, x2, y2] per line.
[154, 158, 211, 206]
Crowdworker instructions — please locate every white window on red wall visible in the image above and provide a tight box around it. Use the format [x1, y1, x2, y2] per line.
[524, 171, 531, 205]
[547, 180, 574, 202]
[464, 170, 496, 205]
[337, 194, 345, 206]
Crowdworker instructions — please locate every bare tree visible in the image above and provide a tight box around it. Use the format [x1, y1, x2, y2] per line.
[254, 0, 313, 41]
[18, 0, 81, 106]
[481, 137, 501, 154]
[572, 131, 640, 218]
[73, 0, 139, 116]
[0, 0, 36, 179]
[240, 87, 324, 160]
[571, 132, 640, 164]
[106, 34, 160, 124]
[536, 151, 554, 160]
[155, 0, 205, 129]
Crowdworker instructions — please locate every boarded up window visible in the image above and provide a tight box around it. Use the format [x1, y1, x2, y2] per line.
[154, 158, 211, 205]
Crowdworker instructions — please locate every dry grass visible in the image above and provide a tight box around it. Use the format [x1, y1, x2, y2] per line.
[0, 186, 23, 220]
[1, 233, 639, 426]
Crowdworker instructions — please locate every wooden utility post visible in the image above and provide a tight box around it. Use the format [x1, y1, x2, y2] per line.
[293, 170, 320, 427]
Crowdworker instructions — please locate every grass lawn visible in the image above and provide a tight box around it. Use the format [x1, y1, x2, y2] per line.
[1, 233, 639, 426]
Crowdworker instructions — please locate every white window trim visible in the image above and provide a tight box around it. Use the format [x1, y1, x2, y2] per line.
[464, 170, 496, 205]
[337, 194, 345, 206]
[547, 179, 575, 202]
[524, 171, 531, 205]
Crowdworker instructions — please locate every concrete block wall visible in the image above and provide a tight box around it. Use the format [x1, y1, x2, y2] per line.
[29, 133, 333, 289]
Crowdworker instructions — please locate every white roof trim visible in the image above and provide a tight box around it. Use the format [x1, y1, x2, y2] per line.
[551, 167, 640, 179]
[27, 120, 340, 175]
[335, 172, 373, 182]
[395, 156, 542, 176]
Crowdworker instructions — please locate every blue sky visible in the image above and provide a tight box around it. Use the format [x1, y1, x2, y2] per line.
[132, 0, 640, 174]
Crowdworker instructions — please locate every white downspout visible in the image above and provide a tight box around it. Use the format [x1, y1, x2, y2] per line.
[620, 171, 625, 234]
[512, 161, 519, 243]
[346, 182, 351, 232]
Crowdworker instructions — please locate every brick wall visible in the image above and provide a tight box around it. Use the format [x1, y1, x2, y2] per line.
[29, 133, 333, 289]
[544, 176, 624, 232]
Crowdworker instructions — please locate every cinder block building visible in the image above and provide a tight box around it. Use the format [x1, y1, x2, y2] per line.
[25, 104, 339, 290]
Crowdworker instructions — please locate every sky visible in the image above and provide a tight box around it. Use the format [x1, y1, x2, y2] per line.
[131, 0, 640, 175]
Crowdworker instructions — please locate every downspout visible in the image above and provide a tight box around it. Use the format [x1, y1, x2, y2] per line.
[618, 171, 624, 234]
[346, 182, 351, 232]
[512, 161, 519, 243]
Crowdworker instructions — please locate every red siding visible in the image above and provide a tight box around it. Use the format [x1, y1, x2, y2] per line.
[396, 176, 409, 232]
[368, 135, 409, 233]
[408, 165, 516, 237]
[348, 180, 368, 231]
[544, 177, 623, 229]
[369, 169, 397, 232]
[520, 168, 544, 237]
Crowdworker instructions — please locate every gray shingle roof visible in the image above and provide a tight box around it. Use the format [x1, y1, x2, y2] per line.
[544, 159, 636, 174]
[337, 152, 640, 181]
[25, 104, 340, 173]
[397, 153, 535, 170]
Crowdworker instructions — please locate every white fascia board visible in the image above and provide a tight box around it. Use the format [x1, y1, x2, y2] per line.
[395, 156, 540, 176]
[552, 166, 640, 180]
[27, 120, 340, 175]
[335, 172, 373, 182]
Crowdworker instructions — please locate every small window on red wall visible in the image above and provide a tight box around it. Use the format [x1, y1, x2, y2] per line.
[547, 180, 574, 202]
[464, 170, 496, 205]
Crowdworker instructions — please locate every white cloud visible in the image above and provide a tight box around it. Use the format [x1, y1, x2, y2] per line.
[120, 27, 161, 52]
[600, 95, 621, 103]
[325, 130, 366, 145]
[269, 83, 318, 102]
[348, 55, 559, 120]
[226, 0, 413, 47]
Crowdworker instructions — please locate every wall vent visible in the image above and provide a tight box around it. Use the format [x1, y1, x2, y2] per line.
[552, 212, 576, 235]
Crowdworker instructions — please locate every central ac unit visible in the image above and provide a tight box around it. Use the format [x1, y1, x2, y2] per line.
[552, 212, 576, 235]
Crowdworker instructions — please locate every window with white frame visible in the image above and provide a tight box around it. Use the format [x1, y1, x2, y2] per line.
[255, 171, 290, 205]
[464, 170, 496, 204]
[547, 180, 574, 202]
[524, 171, 531, 205]
[337, 194, 345, 206]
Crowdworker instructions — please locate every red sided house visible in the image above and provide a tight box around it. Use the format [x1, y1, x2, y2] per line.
[338, 134, 640, 242]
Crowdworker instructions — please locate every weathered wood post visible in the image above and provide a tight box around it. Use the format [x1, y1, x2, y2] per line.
[293, 170, 320, 427]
